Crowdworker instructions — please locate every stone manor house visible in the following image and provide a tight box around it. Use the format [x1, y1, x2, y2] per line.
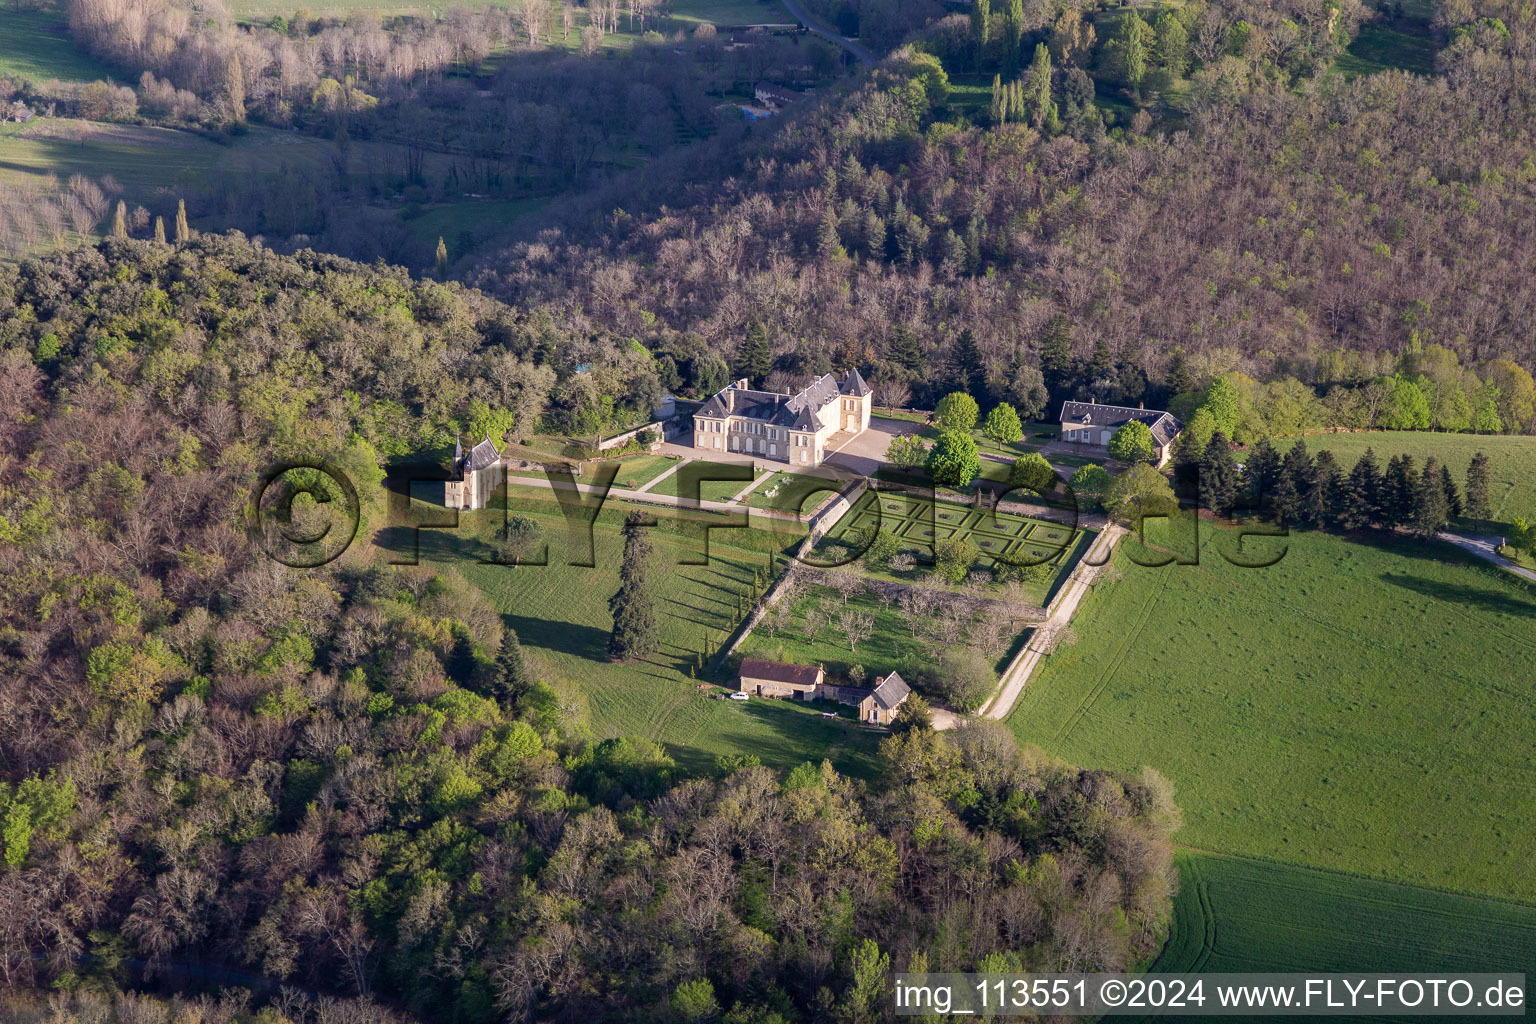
[692, 371, 872, 468]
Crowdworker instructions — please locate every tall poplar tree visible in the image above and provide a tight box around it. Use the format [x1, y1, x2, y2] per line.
[1004, 0, 1024, 73]
[174, 199, 190, 244]
[1023, 42, 1054, 129]
[1117, 12, 1149, 90]
[971, 0, 991, 69]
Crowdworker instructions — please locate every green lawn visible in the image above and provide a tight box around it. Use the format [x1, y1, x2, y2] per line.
[1139, 851, 1536, 993]
[0, 6, 114, 83]
[1334, 24, 1438, 78]
[1272, 431, 1536, 522]
[1010, 526, 1536, 904]
[603, 453, 680, 491]
[382, 491, 882, 778]
[648, 461, 766, 503]
[747, 471, 844, 513]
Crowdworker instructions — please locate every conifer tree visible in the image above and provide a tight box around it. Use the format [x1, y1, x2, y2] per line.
[1415, 456, 1450, 536]
[1171, 426, 1204, 502]
[1165, 349, 1193, 397]
[738, 321, 772, 384]
[1465, 451, 1492, 524]
[1439, 462, 1462, 518]
[1274, 439, 1314, 524]
[1313, 450, 1343, 529]
[174, 199, 190, 244]
[1039, 314, 1073, 392]
[435, 236, 449, 278]
[493, 627, 530, 703]
[1381, 455, 1418, 528]
[889, 325, 925, 377]
[608, 513, 659, 661]
[950, 328, 985, 399]
[1342, 448, 1381, 529]
[1199, 431, 1237, 516]
[1244, 437, 1281, 511]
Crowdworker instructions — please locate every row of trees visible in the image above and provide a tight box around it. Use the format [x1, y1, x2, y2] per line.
[1158, 428, 1498, 543]
[1177, 349, 1536, 446]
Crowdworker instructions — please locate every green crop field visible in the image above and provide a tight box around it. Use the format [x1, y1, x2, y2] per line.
[1010, 527, 1536, 904]
[1137, 851, 1536, 994]
[1272, 432, 1536, 522]
[381, 488, 883, 778]
[0, 7, 114, 83]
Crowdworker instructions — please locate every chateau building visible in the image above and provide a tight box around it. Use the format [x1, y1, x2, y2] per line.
[693, 370, 872, 467]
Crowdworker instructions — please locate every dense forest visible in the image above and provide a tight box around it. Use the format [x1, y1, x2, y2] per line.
[475, 0, 1536, 424]
[5, 0, 1536, 1015]
[0, 238, 1178, 1021]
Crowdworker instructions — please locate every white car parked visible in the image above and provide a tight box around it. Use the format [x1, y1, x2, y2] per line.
[729, 692, 750, 701]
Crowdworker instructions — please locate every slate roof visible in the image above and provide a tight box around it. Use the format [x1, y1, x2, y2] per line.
[1058, 402, 1182, 447]
[871, 671, 911, 710]
[696, 372, 865, 432]
[739, 659, 822, 687]
[460, 435, 501, 473]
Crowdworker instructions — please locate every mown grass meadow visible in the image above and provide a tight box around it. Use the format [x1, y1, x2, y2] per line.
[381, 486, 883, 778]
[1010, 527, 1536, 903]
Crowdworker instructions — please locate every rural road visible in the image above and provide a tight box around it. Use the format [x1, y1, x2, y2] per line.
[779, 0, 876, 64]
[977, 522, 1126, 721]
[1440, 531, 1536, 584]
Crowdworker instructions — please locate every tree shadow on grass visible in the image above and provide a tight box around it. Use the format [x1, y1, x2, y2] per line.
[501, 613, 612, 661]
[1380, 573, 1536, 618]
[661, 698, 881, 780]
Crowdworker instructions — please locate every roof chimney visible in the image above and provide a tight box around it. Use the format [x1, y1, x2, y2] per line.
[1139, 401, 1144, 409]
[1089, 397, 1095, 404]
